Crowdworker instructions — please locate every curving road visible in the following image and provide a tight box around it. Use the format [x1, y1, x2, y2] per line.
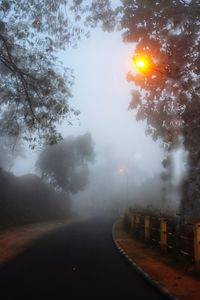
[0, 217, 170, 299]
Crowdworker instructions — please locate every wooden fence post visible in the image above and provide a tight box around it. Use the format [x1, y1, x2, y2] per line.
[194, 220, 200, 269]
[144, 216, 151, 242]
[160, 218, 168, 252]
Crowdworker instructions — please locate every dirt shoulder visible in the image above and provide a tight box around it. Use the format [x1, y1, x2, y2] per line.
[113, 219, 200, 300]
[0, 217, 85, 265]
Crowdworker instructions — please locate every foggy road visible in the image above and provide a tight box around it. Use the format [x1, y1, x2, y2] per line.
[0, 218, 170, 300]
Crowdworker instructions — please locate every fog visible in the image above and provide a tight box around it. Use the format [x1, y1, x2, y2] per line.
[10, 29, 184, 218]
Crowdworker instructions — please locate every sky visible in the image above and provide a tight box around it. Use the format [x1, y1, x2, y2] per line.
[13, 28, 164, 179]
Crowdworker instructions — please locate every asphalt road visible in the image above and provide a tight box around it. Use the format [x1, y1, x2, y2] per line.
[0, 217, 170, 299]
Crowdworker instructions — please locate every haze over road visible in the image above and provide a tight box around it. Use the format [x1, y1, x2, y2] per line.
[0, 218, 170, 299]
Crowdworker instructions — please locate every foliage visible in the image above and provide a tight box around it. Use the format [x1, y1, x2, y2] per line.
[84, 1, 117, 31]
[0, 0, 121, 148]
[120, 1, 200, 220]
[89, 0, 200, 219]
[122, 1, 200, 149]
[0, 0, 94, 147]
[36, 133, 95, 193]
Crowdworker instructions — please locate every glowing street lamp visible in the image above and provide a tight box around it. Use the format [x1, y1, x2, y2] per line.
[133, 54, 152, 74]
[133, 53, 170, 76]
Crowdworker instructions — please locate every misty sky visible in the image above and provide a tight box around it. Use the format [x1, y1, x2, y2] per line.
[13, 29, 164, 178]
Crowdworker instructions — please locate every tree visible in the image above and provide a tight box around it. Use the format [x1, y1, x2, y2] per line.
[109, 0, 199, 221]
[36, 133, 95, 193]
[0, 170, 71, 227]
[0, 0, 96, 147]
[0, 0, 118, 148]
[120, 1, 199, 141]
[88, 0, 200, 220]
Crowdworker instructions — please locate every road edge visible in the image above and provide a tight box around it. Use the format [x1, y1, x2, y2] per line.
[112, 219, 180, 300]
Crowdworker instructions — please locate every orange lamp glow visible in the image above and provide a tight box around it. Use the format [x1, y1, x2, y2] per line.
[133, 55, 152, 73]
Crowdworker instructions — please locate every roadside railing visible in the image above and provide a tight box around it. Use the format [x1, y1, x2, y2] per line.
[124, 210, 200, 269]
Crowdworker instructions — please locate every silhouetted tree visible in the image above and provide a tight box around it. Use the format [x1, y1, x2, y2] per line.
[118, 1, 200, 220]
[36, 133, 95, 193]
[89, 0, 200, 220]
[0, 169, 70, 228]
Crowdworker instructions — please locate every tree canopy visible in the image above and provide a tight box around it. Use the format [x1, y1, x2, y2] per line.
[36, 133, 95, 193]
[117, 0, 200, 220]
[0, 0, 119, 147]
[0, 0, 94, 147]
[122, 1, 199, 146]
[89, 0, 200, 219]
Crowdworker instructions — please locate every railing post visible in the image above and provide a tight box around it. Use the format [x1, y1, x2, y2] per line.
[160, 217, 168, 252]
[194, 220, 200, 269]
[144, 216, 151, 242]
[135, 214, 141, 239]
